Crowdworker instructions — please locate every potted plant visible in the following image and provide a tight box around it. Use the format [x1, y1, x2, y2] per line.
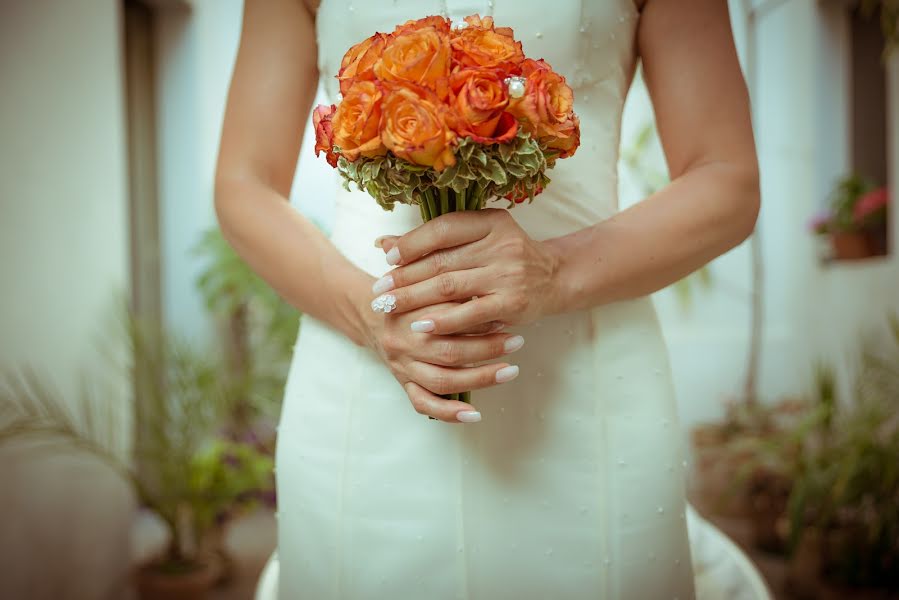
[785, 315, 899, 596]
[809, 175, 890, 260]
[724, 394, 815, 553]
[0, 318, 275, 600]
[193, 227, 300, 447]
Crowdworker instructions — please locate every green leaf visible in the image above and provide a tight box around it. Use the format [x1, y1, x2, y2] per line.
[485, 158, 507, 185]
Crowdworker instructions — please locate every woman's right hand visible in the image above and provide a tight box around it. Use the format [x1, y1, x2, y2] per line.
[358, 296, 524, 424]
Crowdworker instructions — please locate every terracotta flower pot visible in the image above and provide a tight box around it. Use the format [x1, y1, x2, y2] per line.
[135, 561, 219, 600]
[864, 227, 888, 256]
[829, 231, 873, 260]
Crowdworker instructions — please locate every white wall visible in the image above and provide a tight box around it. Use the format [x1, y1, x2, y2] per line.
[619, 1, 899, 431]
[0, 2, 135, 596]
[0, 0, 130, 403]
[155, 0, 244, 337]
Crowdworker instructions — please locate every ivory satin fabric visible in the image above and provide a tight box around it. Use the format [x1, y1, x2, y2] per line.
[276, 1, 696, 597]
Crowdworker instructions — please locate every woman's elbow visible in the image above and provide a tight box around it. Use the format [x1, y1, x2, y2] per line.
[730, 162, 760, 244]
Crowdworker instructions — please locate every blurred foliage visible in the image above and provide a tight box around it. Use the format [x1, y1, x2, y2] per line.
[193, 227, 300, 429]
[783, 314, 899, 588]
[0, 368, 131, 477]
[0, 227, 305, 571]
[0, 315, 275, 571]
[621, 121, 713, 311]
[822, 173, 878, 234]
[860, 0, 899, 56]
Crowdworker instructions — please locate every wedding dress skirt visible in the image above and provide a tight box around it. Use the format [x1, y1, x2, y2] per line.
[259, 506, 773, 600]
[276, 0, 699, 597]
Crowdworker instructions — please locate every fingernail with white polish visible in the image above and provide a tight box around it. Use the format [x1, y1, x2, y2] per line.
[371, 294, 397, 314]
[372, 274, 395, 295]
[457, 410, 482, 423]
[386, 246, 402, 266]
[495, 365, 520, 383]
[410, 319, 435, 333]
[374, 235, 391, 248]
[503, 335, 525, 354]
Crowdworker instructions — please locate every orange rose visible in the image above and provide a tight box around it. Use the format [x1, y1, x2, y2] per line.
[450, 15, 524, 71]
[504, 183, 545, 204]
[393, 15, 451, 36]
[332, 81, 387, 161]
[544, 113, 580, 158]
[380, 84, 456, 171]
[447, 67, 517, 144]
[508, 59, 580, 158]
[374, 26, 451, 99]
[337, 32, 389, 96]
[312, 103, 338, 167]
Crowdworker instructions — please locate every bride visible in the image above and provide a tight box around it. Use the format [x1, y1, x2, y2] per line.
[215, 0, 759, 598]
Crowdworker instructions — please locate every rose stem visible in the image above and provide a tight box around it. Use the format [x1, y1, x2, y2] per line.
[426, 189, 439, 223]
[439, 187, 450, 216]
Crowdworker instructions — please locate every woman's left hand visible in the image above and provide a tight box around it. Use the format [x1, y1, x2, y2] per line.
[369, 208, 563, 335]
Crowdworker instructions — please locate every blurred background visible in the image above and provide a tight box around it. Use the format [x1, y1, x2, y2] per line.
[0, 0, 895, 599]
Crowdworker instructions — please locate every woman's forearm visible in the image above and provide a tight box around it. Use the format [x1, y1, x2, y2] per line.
[543, 160, 759, 315]
[214, 176, 376, 347]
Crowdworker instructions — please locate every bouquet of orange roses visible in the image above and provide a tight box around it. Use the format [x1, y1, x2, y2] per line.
[313, 14, 580, 410]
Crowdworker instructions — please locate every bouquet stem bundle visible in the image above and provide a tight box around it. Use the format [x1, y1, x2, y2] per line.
[418, 184, 488, 409]
[418, 185, 486, 222]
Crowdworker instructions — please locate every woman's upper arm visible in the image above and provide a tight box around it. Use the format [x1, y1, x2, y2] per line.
[636, 0, 758, 180]
[216, 0, 319, 199]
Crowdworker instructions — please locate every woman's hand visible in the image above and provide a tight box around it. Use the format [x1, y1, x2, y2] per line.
[369, 208, 563, 335]
[358, 293, 524, 423]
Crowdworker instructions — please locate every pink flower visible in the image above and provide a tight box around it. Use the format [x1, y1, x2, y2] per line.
[853, 187, 889, 224]
[808, 209, 832, 234]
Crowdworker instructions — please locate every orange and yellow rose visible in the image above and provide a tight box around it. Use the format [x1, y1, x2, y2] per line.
[331, 80, 387, 161]
[447, 67, 517, 144]
[543, 113, 580, 158]
[373, 24, 451, 100]
[317, 14, 580, 177]
[507, 58, 580, 158]
[380, 84, 456, 171]
[393, 15, 451, 36]
[312, 103, 338, 168]
[337, 33, 390, 96]
[450, 15, 524, 71]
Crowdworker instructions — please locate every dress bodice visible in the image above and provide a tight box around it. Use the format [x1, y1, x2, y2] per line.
[314, 0, 641, 271]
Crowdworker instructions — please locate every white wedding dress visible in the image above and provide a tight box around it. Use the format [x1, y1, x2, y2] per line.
[275, 1, 699, 598]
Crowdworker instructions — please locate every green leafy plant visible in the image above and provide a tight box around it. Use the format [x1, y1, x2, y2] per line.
[194, 228, 300, 433]
[812, 173, 878, 235]
[786, 315, 899, 589]
[860, 0, 899, 56]
[0, 316, 275, 575]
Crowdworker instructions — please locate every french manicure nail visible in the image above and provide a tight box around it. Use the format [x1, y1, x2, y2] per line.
[457, 410, 482, 423]
[374, 235, 391, 248]
[386, 246, 402, 266]
[372, 274, 395, 295]
[410, 319, 435, 333]
[495, 365, 520, 383]
[503, 335, 525, 354]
